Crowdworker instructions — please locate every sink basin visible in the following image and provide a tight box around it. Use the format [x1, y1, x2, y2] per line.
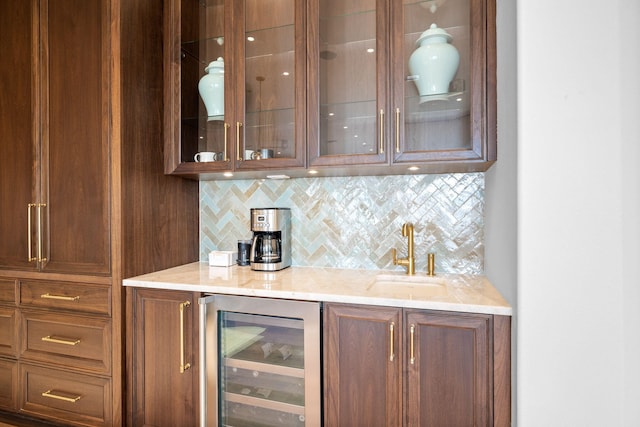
[367, 274, 448, 298]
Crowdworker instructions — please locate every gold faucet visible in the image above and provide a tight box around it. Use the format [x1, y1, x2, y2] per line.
[392, 222, 415, 275]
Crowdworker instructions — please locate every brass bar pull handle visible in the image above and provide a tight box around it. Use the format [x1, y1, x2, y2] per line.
[179, 301, 191, 373]
[389, 322, 395, 362]
[42, 389, 82, 403]
[37, 203, 47, 262]
[236, 122, 243, 160]
[410, 324, 416, 365]
[395, 108, 401, 153]
[41, 293, 80, 302]
[379, 109, 385, 154]
[28, 204, 36, 262]
[224, 122, 230, 161]
[42, 335, 81, 346]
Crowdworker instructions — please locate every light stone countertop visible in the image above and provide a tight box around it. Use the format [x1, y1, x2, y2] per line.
[124, 262, 512, 316]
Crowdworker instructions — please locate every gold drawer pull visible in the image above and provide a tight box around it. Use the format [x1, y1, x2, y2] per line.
[40, 293, 80, 302]
[42, 389, 82, 403]
[42, 335, 81, 346]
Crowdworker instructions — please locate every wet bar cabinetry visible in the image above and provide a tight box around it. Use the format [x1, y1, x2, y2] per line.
[0, 0, 199, 425]
[164, 0, 306, 177]
[164, 0, 496, 179]
[324, 303, 511, 426]
[127, 288, 199, 427]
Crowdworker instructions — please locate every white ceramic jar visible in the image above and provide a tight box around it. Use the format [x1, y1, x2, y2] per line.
[408, 24, 459, 99]
[198, 57, 224, 120]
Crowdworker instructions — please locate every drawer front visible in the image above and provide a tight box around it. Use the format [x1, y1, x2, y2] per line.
[20, 280, 111, 315]
[0, 358, 18, 411]
[20, 363, 111, 427]
[0, 279, 16, 304]
[22, 311, 111, 374]
[0, 307, 18, 357]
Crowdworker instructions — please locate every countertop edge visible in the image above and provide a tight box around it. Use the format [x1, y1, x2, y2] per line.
[123, 263, 512, 317]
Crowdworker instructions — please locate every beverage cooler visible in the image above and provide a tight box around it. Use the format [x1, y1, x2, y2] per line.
[199, 294, 321, 427]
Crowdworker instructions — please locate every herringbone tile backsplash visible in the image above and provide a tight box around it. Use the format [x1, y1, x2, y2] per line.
[200, 173, 484, 274]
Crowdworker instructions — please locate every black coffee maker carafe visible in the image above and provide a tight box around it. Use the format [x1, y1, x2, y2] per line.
[249, 208, 291, 271]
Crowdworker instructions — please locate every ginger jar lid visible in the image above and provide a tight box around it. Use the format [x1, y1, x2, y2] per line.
[416, 23, 453, 45]
[205, 57, 224, 73]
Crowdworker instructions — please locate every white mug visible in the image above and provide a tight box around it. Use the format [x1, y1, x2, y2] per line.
[194, 151, 216, 162]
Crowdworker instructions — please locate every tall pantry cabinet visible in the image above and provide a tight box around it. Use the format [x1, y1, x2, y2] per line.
[0, 0, 199, 425]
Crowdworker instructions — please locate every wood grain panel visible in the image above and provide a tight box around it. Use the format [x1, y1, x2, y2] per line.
[324, 303, 402, 427]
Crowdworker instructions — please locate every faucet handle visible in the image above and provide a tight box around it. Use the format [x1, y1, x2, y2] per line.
[391, 248, 398, 265]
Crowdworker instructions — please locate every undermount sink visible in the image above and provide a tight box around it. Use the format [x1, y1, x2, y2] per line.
[367, 273, 448, 298]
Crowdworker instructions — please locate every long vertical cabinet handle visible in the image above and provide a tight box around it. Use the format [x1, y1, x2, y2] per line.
[223, 122, 230, 161]
[179, 301, 191, 373]
[395, 108, 401, 153]
[379, 109, 385, 154]
[236, 122, 243, 160]
[37, 203, 47, 262]
[389, 322, 395, 361]
[409, 324, 416, 365]
[28, 204, 36, 262]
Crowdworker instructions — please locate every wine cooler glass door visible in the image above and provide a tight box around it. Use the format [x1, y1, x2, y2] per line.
[199, 295, 321, 427]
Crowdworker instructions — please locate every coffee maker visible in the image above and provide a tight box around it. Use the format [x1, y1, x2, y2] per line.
[249, 208, 291, 271]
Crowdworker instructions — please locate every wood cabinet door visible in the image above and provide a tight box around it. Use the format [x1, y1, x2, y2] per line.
[389, 0, 497, 168]
[0, 0, 39, 271]
[324, 303, 402, 427]
[405, 310, 492, 427]
[129, 288, 198, 427]
[38, 0, 111, 275]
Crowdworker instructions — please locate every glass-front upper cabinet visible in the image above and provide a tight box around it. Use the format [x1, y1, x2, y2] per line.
[235, 0, 306, 171]
[164, 0, 306, 176]
[308, 0, 389, 167]
[309, 0, 496, 171]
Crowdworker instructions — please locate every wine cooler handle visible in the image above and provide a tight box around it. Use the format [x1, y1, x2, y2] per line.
[389, 321, 395, 362]
[179, 301, 191, 373]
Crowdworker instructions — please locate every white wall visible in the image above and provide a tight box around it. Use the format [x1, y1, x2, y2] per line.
[516, 0, 640, 425]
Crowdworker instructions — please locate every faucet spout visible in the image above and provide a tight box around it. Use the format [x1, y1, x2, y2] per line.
[393, 222, 415, 275]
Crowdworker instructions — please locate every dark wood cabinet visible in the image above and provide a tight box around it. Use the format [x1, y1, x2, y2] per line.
[127, 288, 199, 427]
[324, 303, 511, 427]
[164, 0, 307, 177]
[0, 0, 200, 425]
[164, 0, 496, 179]
[324, 304, 403, 426]
[0, 0, 110, 275]
[309, 0, 496, 172]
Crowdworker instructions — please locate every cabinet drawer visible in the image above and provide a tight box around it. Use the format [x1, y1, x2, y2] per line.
[0, 357, 18, 411]
[19, 280, 111, 315]
[21, 311, 111, 374]
[0, 307, 18, 357]
[0, 279, 16, 304]
[20, 363, 111, 427]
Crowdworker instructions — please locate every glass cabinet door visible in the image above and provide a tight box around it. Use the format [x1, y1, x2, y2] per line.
[309, 0, 389, 166]
[170, 0, 231, 171]
[235, 0, 306, 170]
[392, 0, 492, 163]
